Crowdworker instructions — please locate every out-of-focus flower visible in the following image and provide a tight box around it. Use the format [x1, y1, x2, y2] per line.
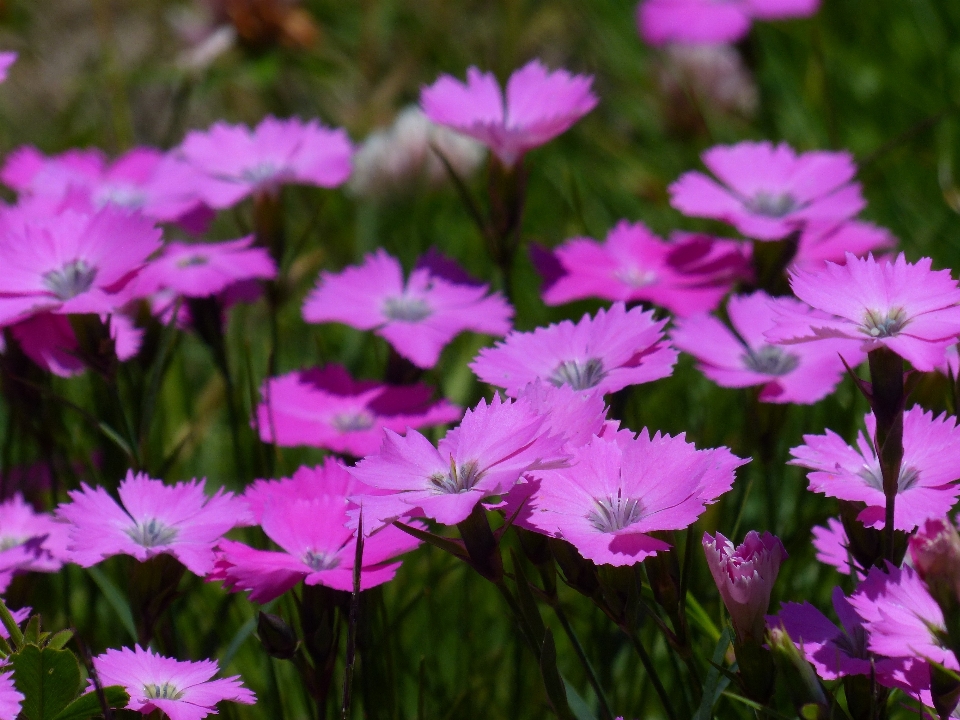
[811, 518, 859, 577]
[421, 59, 597, 167]
[672, 292, 865, 403]
[704, 530, 787, 642]
[471, 302, 677, 396]
[93, 645, 255, 720]
[254, 364, 462, 457]
[0, 206, 162, 327]
[790, 408, 960, 531]
[177, 116, 352, 209]
[303, 249, 512, 369]
[638, 0, 820, 46]
[791, 221, 896, 273]
[0, 53, 17, 83]
[521, 433, 744, 566]
[349, 107, 486, 198]
[767, 253, 960, 371]
[0, 664, 22, 720]
[670, 141, 863, 241]
[58, 471, 250, 576]
[534, 221, 749, 315]
[0, 495, 70, 592]
[349, 394, 567, 529]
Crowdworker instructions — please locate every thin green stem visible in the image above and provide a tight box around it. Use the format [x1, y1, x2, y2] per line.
[624, 626, 678, 720]
[553, 603, 613, 720]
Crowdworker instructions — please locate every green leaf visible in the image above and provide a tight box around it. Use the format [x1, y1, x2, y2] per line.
[511, 551, 546, 645]
[87, 567, 137, 642]
[11, 645, 81, 720]
[693, 627, 733, 720]
[23, 616, 41, 646]
[50, 686, 129, 720]
[393, 521, 469, 560]
[540, 629, 576, 720]
[562, 679, 598, 720]
[44, 632, 73, 651]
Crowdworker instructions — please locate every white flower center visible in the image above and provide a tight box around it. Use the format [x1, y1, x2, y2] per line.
[302, 550, 340, 571]
[857, 463, 920, 493]
[241, 161, 281, 184]
[586, 492, 644, 533]
[331, 411, 375, 432]
[429, 459, 481, 495]
[125, 518, 179, 548]
[862, 308, 908, 338]
[176, 255, 209, 268]
[43, 260, 97, 300]
[614, 267, 657, 288]
[741, 345, 800, 376]
[143, 682, 184, 700]
[383, 296, 432, 322]
[747, 192, 797, 218]
[549, 358, 606, 390]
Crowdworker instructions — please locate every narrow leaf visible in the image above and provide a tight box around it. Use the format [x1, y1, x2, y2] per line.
[50, 686, 129, 720]
[87, 567, 137, 642]
[540, 629, 576, 720]
[693, 628, 733, 720]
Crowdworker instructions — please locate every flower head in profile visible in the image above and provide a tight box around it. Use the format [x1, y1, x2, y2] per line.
[767, 253, 960, 371]
[254, 364, 462, 457]
[535, 221, 749, 315]
[790, 407, 960, 531]
[349, 394, 567, 530]
[704, 530, 787, 643]
[0, 664, 22, 720]
[0, 205, 162, 327]
[92, 645, 255, 720]
[672, 292, 865, 404]
[791, 221, 895, 273]
[57, 472, 250, 576]
[471, 302, 677, 396]
[638, 0, 821, 46]
[303, 249, 512, 369]
[177, 116, 353, 208]
[520, 432, 744, 566]
[421, 59, 597, 167]
[0, 495, 70, 592]
[670, 141, 863, 241]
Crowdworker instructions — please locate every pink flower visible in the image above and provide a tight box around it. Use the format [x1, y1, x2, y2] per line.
[638, 0, 820, 46]
[420, 59, 597, 167]
[521, 432, 745, 566]
[766, 253, 960, 371]
[254, 364, 462, 457]
[177, 116, 353, 208]
[790, 407, 960, 531]
[348, 394, 567, 529]
[303, 249, 512, 369]
[0, 665, 22, 720]
[669, 141, 863, 241]
[0, 52, 16, 83]
[57, 472, 250, 576]
[848, 563, 955, 669]
[92, 645, 255, 720]
[703, 530, 787, 642]
[470, 302, 677, 396]
[811, 518, 859, 577]
[0, 495, 69, 592]
[132, 236, 276, 298]
[672, 292, 865, 404]
[791, 221, 896, 273]
[535, 221, 750, 315]
[773, 586, 906, 683]
[0, 206, 162, 327]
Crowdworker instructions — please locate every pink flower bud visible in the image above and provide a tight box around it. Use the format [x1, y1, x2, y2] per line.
[703, 530, 787, 643]
[909, 518, 960, 613]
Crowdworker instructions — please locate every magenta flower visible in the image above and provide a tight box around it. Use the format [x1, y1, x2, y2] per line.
[790, 407, 960, 531]
[470, 302, 677, 396]
[420, 59, 597, 167]
[638, 0, 820, 45]
[0, 665, 22, 720]
[811, 519, 859, 577]
[704, 530, 787, 642]
[535, 221, 749, 315]
[92, 646, 255, 720]
[848, 564, 955, 669]
[766, 253, 960, 371]
[791, 221, 896, 273]
[0, 52, 16, 83]
[254, 364, 462, 457]
[0, 206, 162, 327]
[0, 494, 70, 592]
[521, 432, 745, 565]
[670, 141, 863, 241]
[177, 116, 353, 209]
[57, 471, 250, 576]
[672, 292, 865, 404]
[349, 394, 567, 529]
[303, 250, 513, 369]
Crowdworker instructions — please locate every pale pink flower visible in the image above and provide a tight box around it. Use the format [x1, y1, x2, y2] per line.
[670, 141, 863, 241]
[767, 253, 960, 371]
[470, 302, 677, 396]
[638, 0, 821, 46]
[535, 221, 749, 315]
[420, 59, 597, 167]
[811, 518, 860, 577]
[177, 116, 352, 208]
[704, 530, 787, 642]
[254, 365, 462, 457]
[303, 249, 512, 369]
[0, 53, 16, 83]
[672, 292, 865, 404]
[57, 472, 250, 576]
[791, 221, 896, 273]
[0, 665, 22, 720]
[521, 433, 745, 566]
[790, 407, 960, 531]
[92, 646, 255, 720]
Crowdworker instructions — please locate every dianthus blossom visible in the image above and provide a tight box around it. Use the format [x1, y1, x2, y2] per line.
[0, 494, 69, 592]
[92, 645, 255, 720]
[811, 518, 859, 577]
[670, 141, 863, 241]
[421, 59, 597, 167]
[470, 302, 677, 396]
[254, 364, 462, 457]
[791, 221, 895, 273]
[0, 52, 16, 83]
[767, 253, 960, 371]
[790, 407, 960, 531]
[672, 292, 865, 404]
[303, 249, 512, 369]
[0, 664, 21, 720]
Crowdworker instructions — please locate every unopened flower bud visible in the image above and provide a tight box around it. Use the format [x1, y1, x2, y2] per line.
[910, 518, 960, 658]
[257, 611, 298, 660]
[768, 626, 830, 717]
